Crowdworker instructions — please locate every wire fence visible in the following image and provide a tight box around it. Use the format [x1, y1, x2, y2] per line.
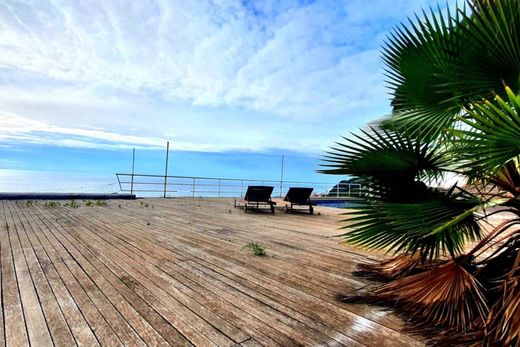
[116, 173, 362, 198]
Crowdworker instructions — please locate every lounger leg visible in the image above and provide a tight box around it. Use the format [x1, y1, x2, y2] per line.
[309, 204, 314, 214]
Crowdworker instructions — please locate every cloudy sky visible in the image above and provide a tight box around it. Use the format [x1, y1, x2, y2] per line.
[0, 0, 458, 156]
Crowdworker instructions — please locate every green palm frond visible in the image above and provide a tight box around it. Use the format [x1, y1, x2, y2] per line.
[319, 127, 451, 190]
[339, 187, 483, 259]
[322, 0, 520, 341]
[383, 0, 520, 139]
[382, 5, 465, 138]
[452, 87, 520, 179]
[381, 107, 461, 141]
[457, 0, 520, 99]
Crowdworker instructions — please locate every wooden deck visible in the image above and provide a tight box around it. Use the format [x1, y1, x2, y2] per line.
[0, 198, 423, 347]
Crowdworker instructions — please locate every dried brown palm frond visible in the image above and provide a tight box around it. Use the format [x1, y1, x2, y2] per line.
[491, 161, 520, 197]
[341, 259, 488, 332]
[483, 253, 520, 346]
[426, 329, 484, 347]
[476, 232, 520, 290]
[353, 253, 427, 281]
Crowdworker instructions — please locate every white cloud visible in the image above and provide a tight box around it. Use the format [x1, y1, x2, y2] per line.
[0, 0, 456, 152]
[0, 112, 164, 148]
[0, 110, 334, 153]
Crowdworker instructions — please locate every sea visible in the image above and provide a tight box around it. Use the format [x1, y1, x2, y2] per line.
[0, 145, 342, 197]
[0, 169, 118, 194]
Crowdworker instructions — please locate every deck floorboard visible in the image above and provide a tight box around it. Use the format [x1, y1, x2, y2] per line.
[0, 198, 424, 347]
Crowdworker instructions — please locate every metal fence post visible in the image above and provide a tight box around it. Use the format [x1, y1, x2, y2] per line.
[279, 155, 284, 198]
[192, 178, 196, 198]
[130, 148, 135, 194]
[163, 141, 170, 198]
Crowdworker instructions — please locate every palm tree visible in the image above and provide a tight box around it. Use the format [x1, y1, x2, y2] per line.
[321, 1, 520, 345]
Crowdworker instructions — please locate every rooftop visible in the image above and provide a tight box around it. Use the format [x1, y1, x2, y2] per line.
[0, 198, 423, 346]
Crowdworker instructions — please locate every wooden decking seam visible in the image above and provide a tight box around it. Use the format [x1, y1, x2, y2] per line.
[0, 199, 425, 347]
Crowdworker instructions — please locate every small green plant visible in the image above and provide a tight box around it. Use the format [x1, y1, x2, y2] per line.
[64, 200, 80, 208]
[44, 201, 61, 208]
[95, 200, 107, 206]
[84, 200, 93, 207]
[140, 201, 150, 208]
[25, 200, 35, 207]
[242, 242, 266, 256]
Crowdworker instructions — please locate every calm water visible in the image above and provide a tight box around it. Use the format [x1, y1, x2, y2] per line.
[313, 201, 360, 208]
[0, 169, 118, 193]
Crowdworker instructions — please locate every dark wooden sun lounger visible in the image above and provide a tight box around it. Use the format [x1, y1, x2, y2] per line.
[234, 186, 276, 213]
[284, 187, 314, 214]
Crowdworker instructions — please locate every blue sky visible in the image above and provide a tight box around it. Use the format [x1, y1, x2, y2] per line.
[0, 0, 456, 183]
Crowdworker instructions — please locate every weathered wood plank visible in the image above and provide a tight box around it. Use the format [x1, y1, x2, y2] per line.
[69, 208, 358, 346]
[65, 200, 421, 346]
[14, 205, 99, 347]
[22, 205, 122, 346]
[0, 202, 29, 347]
[238, 337, 264, 347]
[26, 205, 191, 347]
[80, 202, 414, 342]
[21, 207, 145, 346]
[0, 198, 425, 347]
[0, 204, 5, 347]
[82, 204, 417, 347]
[7, 202, 75, 346]
[36, 206, 226, 347]
[82, 204, 360, 297]
[67, 218, 305, 346]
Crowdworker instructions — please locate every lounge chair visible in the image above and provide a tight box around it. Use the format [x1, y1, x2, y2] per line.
[234, 186, 276, 213]
[283, 187, 314, 214]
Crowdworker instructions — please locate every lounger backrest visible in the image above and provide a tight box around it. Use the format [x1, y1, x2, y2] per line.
[284, 187, 313, 204]
[244, 186, 274, 202]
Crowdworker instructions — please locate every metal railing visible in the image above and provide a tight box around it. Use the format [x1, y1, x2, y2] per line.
[115, 173, 362, 198]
